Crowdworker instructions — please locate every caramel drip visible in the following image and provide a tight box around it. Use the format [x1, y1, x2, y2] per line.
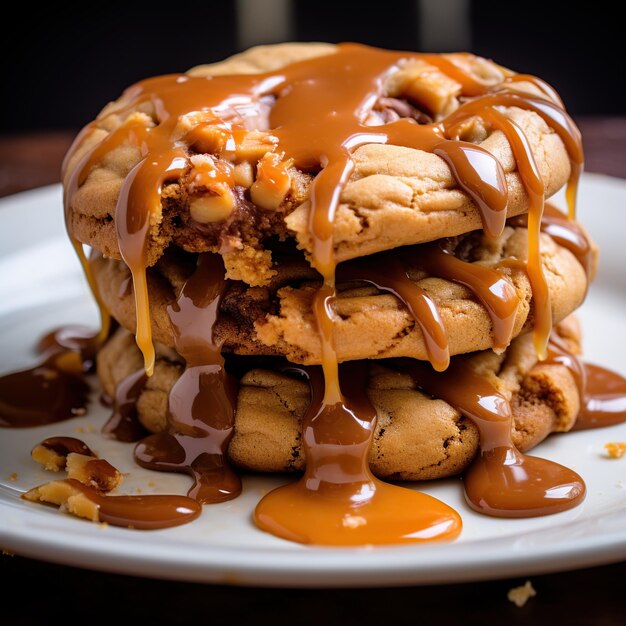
[134, 254, 241, 504]
[546, 331, 626, 431]
[421, 54, 504, 96]
[410, 245, 519, 352]
[0, 328, 94, 428]
[447, 90, 583, 221]
[575, 364, 626, 431]
[432, 141, 508, 238]
[102, 369, 149, 442]
[504, 74, 565, 107]
[510, 204, 593, 281]
[338, 255, 450, 371]
[448, 105, 552, 358]
[540, 204, 594, 278]
[35, 437, 94, 458]
[402, 358, 586, 517]
[30, 478, 201, 530]
[254, 363, 462, 546]
[337, 243, 519, 369]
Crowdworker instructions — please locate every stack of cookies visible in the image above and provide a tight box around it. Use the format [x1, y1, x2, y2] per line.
[64, 43, 595, 496]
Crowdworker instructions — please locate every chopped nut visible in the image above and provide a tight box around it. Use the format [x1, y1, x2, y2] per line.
[23, 480, 100, 523]
[507, 581, 536, 607]
[250, 152, 292, 210]
[66, 453, 123, 492]
[8, 472, 17, 481]
[189, 184, 236, 223]
[187, 154, 234, 188]
[233, 161, 254, 188]
[605, 442, 626, 459]
[174, 110, 222, 142]
[390, 60, 461, 119]
[32, 445, 66, 471]
[225, 130, 279, 161]
[31, 437, 95, 472]
[445, 53, 504, 86]
[188, 122, 232, 154]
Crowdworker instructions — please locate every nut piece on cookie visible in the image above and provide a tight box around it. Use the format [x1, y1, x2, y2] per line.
[389, 60, 461, 118]
[250, 152, 293, 210]
[66, 453, 123, 492]
[23, 480, 100, 523]
[187, 155, 236, 223]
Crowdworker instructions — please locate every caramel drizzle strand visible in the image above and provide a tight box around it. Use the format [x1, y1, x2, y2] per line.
[134, 253, 241, 504]
[401, 357, 586, 517]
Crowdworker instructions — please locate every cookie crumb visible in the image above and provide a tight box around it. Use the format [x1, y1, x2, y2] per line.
[605, 442, 626, 459]
[8, 472, 17, 481]
[507, 581, 536, 607]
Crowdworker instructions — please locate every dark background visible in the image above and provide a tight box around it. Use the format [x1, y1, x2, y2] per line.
[2, 0, 624, 133]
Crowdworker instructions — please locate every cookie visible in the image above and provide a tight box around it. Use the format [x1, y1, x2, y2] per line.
[97, 319, 583, 481]
[65, 43, 572, 287]
[92, 224, 593, 364]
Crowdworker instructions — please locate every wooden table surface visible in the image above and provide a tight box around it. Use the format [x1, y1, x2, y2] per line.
[1, 123, 625, 625]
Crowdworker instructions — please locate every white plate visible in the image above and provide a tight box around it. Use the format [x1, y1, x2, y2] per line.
[0, 176, 625, 587]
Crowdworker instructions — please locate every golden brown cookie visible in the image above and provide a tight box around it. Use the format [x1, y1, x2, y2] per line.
[97, 319, 582, 481]
[65, 43, 572, 287]
[92, 224, 593, 364]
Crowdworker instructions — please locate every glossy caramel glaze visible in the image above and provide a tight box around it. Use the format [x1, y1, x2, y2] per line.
[0, 327, 95, 428]
[401, 357, 586, 517]
[254, 363, 461, 545]
[34, 436, 94, 458]
[102, 368, 149, 442]
[134, 254, 241, 504]
[25, 478, 201, 530]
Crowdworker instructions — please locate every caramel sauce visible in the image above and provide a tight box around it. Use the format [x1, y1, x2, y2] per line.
[338, 255, 450, 371]
[410, 244, 519, 352]
[539, 204, 594, 278]
[134, 254, 241, 504]
[254, 363, 462, 546]
[575, 364, 626, 430]
[33, 478, 201, 530]
[546, 331, 626, 431]
[337, 241, 519, 370]
[35, 436, 94, 458]
[0, 327, 95, 428]
[102, 369, 149, 442]
[402, 358, 586, 517]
